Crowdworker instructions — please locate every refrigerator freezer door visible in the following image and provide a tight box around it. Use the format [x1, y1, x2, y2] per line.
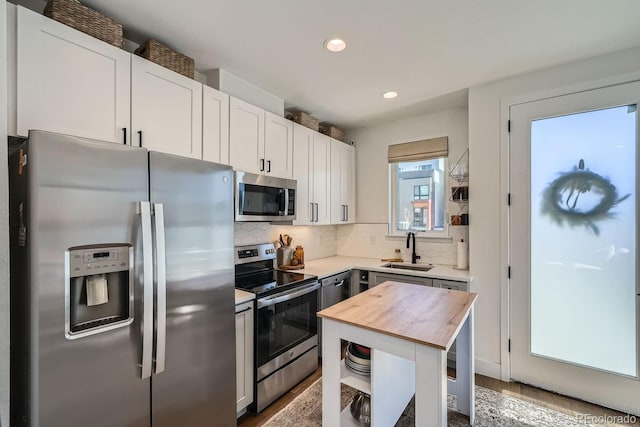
[14, 131, 150, 427]
[149, 152, 236, 427]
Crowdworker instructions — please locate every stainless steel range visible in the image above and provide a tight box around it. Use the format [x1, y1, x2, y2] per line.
[234, 243, 320, 412]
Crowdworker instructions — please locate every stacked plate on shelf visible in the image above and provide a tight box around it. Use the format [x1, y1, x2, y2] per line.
[344, 343, 371, 376]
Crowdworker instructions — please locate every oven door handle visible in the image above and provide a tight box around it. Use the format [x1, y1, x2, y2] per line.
[257, 282, 320, 308]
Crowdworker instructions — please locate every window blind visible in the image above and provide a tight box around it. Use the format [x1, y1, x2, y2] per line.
[387, 136, 448, 163]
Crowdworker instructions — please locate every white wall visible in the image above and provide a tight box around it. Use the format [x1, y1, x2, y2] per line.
[349, 107, 468, 223]
[469, 45, 640, 379]
[1, 1, 9, 424]
[344, 108, 469, 266]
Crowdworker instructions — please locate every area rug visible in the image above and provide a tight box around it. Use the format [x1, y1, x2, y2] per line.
[262, 378, 601, 427]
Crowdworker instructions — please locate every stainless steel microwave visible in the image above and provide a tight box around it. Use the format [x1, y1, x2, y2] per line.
[234, 171, 296, 221]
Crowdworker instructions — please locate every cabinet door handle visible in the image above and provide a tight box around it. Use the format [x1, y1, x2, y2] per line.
[122, 128, 127, 145]
[137, 130, 143, 147]
[235, 306, 252, 315]
[346, 205, 349, 222]
[260, 159, 265, 171]
[310, 203, 314, 222]
[314, 203, 319, 222]
[267, 160, 271, 173]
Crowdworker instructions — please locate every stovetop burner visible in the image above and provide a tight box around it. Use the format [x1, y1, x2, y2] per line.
[234, 243, 317, 297]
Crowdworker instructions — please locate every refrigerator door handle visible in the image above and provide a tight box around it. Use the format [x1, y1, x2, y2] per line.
[153, 202, 167, 374]
[139, 201, 154, 379]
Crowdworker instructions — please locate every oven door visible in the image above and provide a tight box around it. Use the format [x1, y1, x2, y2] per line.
[255, 282, 320, 368]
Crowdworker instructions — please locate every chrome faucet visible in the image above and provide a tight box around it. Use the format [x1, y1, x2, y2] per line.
[406, 232, 421, 264]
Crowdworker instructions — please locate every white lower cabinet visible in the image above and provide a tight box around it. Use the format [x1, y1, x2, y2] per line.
[235, 300, 254, 414]
[369, 272, 433, 287]
[131, 55, 203, 159]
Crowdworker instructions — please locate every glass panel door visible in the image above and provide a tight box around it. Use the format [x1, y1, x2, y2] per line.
[509, 81, 640, 415]
[530, 106, 637, 377]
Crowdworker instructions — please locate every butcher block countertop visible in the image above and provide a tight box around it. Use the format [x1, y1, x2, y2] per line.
[317, 281, 477, 351]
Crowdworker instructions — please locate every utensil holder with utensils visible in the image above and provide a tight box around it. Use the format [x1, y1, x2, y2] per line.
[276, 247, 294, 267]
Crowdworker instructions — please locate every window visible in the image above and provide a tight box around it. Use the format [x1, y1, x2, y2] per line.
[413, 185, 430, 200]
[413, 207, 427, 227]
[388, 136, 448, 237]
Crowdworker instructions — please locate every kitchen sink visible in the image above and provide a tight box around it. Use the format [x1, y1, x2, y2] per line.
[380, 263, 434, 272]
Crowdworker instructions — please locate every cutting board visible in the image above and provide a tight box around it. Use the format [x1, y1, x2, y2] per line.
[279, 264, 304, 270]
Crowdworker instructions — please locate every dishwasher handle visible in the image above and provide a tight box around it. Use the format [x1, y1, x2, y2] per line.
[321, 271, 352, 287]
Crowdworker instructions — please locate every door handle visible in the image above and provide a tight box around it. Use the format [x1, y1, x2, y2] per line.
[260, 158, 265, 172]
[310, 203, 314, 223]
[137, 130, 143, 147]
[345, 205, 349, 222]
[315, 203, 319, 223]
[153, 203, 166, 374]
[122, 128, 127, 145]
[267, 160, 271, 173]
[235, 306, 252, 315]
[139, 201, 153, 379]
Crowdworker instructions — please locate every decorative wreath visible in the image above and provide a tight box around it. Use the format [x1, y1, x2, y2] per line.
[541, 159, 630, 236]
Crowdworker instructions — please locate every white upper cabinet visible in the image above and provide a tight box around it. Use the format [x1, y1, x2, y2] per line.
[293, 124, 330, 225]
[330, 138, 356, 224]
[202, 85, 230, 165]
[16, 6, 130, 144]
[131, 55, 203, 159]
[264, 111, 293, 179]
[293, 124, 313, 225]
[229, 96, 264, 175]
[229, 97, 293, 179]
[312, 132, 331, 224]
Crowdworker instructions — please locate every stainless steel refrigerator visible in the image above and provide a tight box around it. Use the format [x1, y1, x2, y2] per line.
[9, 130, 236, 427]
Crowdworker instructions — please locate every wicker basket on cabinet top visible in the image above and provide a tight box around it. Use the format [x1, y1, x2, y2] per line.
[134, 39, 195, 79]
[319, 123, 345, 142]
[44, 0, 123, 47]
[286, 111, 319, 131]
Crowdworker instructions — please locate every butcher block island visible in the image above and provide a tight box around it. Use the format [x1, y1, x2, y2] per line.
[317, 281, 478, 427]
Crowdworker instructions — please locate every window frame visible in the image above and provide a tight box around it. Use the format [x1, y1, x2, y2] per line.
[413, 184, 430, 200]
[388, 159, 450, 238]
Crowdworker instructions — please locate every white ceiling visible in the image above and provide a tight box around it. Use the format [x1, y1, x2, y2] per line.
[81, 0, 640, 129]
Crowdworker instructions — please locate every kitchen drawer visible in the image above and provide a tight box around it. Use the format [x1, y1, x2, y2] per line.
[433, 279, 467, 291]
[370, 272, 433, 287]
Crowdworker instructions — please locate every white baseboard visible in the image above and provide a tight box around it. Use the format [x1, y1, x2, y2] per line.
[475, 358, 501, 379]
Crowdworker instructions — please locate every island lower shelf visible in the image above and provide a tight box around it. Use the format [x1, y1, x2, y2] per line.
[340, 404, 361, 426]
[340, 359, 371, 394]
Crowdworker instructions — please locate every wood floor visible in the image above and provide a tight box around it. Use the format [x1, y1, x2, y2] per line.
[238, 367, 640, 426]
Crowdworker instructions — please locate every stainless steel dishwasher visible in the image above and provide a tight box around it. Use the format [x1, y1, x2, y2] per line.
[318, 270, 351, 357]
[320, 270, 351, 310]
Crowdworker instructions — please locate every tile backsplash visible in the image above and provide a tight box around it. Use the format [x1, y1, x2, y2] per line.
[234, 223, 338, 261]
[234, 222, 467, 265]
[336, 223, 468, 265]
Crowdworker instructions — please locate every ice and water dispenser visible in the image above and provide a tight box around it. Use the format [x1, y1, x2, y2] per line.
[65, 244, 134, 339]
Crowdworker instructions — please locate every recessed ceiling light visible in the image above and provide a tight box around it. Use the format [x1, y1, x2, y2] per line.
[325, 38, 346, 52]
[382, 91, 398, 99]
